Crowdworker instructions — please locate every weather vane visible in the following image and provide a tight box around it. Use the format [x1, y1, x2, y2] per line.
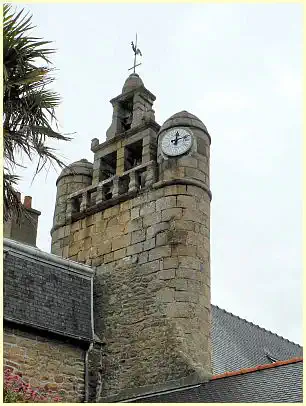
[129, 33, 142, 74]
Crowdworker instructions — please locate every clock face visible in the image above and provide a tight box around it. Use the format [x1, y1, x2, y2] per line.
[161, 128, 193, 157]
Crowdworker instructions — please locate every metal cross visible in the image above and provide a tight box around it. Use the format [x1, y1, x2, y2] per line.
[129, 33, 142, 73]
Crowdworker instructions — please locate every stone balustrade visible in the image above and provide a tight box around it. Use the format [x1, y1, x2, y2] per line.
[66, 161, 156, 221]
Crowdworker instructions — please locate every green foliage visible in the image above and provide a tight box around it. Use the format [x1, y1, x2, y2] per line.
[4, 386, 25, 402]
[3, 3, 71, 221]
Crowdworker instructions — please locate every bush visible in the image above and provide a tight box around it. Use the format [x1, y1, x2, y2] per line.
[4, 368, 62, 402]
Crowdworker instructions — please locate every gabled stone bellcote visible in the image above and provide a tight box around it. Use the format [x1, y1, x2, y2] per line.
[88, 74, 160, 192]
[105, 73, 157, 140]
[54, 74, 161, 226]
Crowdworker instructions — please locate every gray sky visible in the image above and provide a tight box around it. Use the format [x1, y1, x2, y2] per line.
[16, 3, 302, 344]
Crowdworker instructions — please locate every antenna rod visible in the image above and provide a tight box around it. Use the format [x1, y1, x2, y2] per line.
[133, 33, 137, 73]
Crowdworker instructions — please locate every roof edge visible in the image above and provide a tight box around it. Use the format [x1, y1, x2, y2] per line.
[121, 357, 303, 402]
[4, 238, 94, 277]
[212, 357, 303, 381]
[4, 316, 93, 343]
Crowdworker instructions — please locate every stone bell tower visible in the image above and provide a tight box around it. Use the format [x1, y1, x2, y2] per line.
[51, 73, 212, 401]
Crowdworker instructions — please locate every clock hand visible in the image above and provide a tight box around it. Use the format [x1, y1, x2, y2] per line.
[171, 135, 190, 143]
[176, 135, 189, 142]
[171, 131, 180, 145]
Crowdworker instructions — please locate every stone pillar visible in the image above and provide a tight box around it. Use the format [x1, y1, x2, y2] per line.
[106, 103, 123, 140]
[142, 129, 158, 164]
[131, 92, 154, 128]
[116, 146, 125, 176]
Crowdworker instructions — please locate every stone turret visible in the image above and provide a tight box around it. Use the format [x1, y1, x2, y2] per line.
[158, 110, 210, 186]
[50, 74, 212, 402]
[51, 159, 93, 256]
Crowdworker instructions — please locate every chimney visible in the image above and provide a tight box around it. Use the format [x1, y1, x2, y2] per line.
[3, 195, 41, 247]
[23, 195, 32, 209]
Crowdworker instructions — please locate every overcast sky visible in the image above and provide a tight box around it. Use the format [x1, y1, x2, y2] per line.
[15, 3, 302, 345]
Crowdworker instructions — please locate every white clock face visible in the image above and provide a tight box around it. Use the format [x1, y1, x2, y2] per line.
[161, 128, 193, 157]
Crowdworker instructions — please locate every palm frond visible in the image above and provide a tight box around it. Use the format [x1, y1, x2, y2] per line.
[3, 3, 72, 221]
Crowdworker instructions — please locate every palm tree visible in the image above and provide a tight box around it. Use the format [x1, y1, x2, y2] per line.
[3, 4, 71, 221]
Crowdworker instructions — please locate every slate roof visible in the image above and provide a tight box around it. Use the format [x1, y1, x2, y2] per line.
[211, 305, 302, 374]
[128, 306, 302, 403]
[4, 238, 94, 342]
[4, 239, 302, 402]
[132, 358, 303, 403]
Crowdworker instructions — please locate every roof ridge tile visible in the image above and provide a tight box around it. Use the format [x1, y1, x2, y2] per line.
[212, 357, 303, 380]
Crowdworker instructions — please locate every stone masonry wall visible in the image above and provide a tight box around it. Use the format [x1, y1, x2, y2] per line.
[52, 182, 211, 400]
[3, 323, 86, 402]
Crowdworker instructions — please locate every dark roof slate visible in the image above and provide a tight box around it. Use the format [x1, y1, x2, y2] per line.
[4, 239, 94, 341]
[211, 304, 302, 374]
[133, 360, 303, 403]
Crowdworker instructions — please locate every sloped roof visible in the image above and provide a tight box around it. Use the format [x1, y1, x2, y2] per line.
[128, 305, 302, 403]
[4, 238, 94, 342]
[132, 358, 303, 403]
[211, 305, 302, 374]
